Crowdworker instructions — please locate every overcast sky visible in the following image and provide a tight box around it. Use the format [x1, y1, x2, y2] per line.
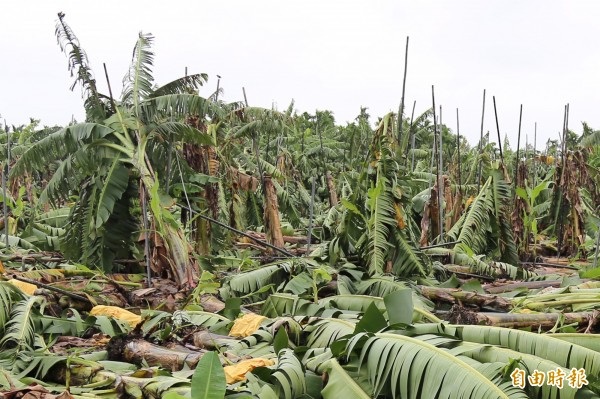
[2, 1, 600, 149]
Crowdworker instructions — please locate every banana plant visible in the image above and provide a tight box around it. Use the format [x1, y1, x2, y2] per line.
[334, 113, 429, 278]
[11, 16, 215, 286]
[515, 174, 553, 256]
[447, 167, 520, 269]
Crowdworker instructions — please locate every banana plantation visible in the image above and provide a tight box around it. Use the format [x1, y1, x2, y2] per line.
[3, 14, 600, 399]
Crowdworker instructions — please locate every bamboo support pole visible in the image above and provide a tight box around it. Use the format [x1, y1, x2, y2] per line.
[102, 63, 116, 110]
[476, 89, 486, 192]
[242, 87, 249, 107]
[438, 264, 495, 281]
[316, 111, 326, 184]
[428, 134, 436, 204]
[243, 231, 309, 245]
[427, 89, 438, 244]
[520, 261, 578, 270]
[430, 85, 441, 234]
[3, 121, 9, 248]
[437, 105, 444, 242]
[141, 185, 152, 288]
[492, 96, 504, 163]
[2, 158, 7, 249]
[594, 229, 600, 268]
[398, 36, 409, 148]
[306, 176, 316, 254]
[456, 108, 462, 196]
[557, 104, 569, 259]
[525, 133, 529, 174]
[409, 100, 417, 171]
[420, 240, 460, 250]
[214, 75, 221, 102]
[533, 122, 537, 188]
[514, 104, 523, 187]
[180, 204, 294, 257]
[11, 275, 92, 303]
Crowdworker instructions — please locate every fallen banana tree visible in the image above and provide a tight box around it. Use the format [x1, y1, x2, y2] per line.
[16, 306, 600, 399]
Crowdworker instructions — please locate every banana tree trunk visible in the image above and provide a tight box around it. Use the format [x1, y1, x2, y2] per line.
[182, 114, 219, 254]
[448, 307, 596, 329]
[263, 174, 284, 249]
[443, 176, 454, 231]
[139, 169, 197, 288]
[419, 200, 431, 247]
[50, 360, 193, 398]
[419, 286, 512, 311]
[326, 172, 338, 208]
[483, 280, 563, 294]
[512, 162, 528, 255]
[183, 142, 214, 256]
[451, 190, 463, 226]
[193, 330, 239, 350]
[108, 337, 206, 370]
[196, 218, 210, 255]
[108, 336, 244, 369]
